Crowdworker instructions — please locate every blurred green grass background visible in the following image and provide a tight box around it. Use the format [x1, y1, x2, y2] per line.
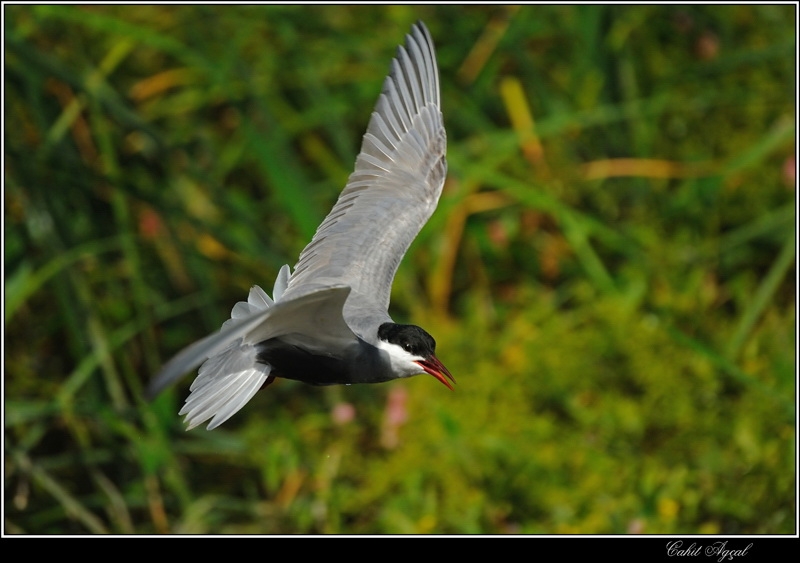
[4, 5, 795, 534]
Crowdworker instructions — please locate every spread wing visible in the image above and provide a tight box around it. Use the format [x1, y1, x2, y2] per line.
[281, 21, 447, 318]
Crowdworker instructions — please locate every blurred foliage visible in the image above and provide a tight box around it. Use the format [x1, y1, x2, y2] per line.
[3, 5, 795, 534]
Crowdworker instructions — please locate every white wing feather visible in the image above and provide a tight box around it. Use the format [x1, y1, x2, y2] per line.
[179, 341, 271, 430]
[281, 22, 447, 321]
[148, 268, 356, 430]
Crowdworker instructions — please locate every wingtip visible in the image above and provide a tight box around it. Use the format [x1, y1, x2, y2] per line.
[410, 20, 434, 48]
[413, 20, 430, 33]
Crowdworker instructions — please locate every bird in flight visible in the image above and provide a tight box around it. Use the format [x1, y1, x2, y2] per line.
[147, 21, 452, 430]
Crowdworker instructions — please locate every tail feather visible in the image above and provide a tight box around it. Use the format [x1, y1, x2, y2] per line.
[149, 265, 293, 430]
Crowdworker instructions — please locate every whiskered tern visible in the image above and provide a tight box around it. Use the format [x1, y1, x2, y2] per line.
[147, 21, 452, 430]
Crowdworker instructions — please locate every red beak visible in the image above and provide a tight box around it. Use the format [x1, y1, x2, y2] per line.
[416, 355, 456, 390]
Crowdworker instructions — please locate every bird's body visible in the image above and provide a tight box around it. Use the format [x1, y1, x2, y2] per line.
[147, 21, 452, 430]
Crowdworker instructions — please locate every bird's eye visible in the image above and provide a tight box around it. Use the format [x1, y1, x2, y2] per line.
[404, 343, 413, 352]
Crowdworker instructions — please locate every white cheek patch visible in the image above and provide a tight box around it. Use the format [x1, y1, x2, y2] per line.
[377, 339, 425, 378]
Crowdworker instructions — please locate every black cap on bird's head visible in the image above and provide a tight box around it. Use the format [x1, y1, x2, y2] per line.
[378, 323, 455, 389]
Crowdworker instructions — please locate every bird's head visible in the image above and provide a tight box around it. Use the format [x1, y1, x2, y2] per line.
[377, 323, 455, 389]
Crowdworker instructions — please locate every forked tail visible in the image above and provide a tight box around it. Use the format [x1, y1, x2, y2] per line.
[148, 265, 292, 430]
